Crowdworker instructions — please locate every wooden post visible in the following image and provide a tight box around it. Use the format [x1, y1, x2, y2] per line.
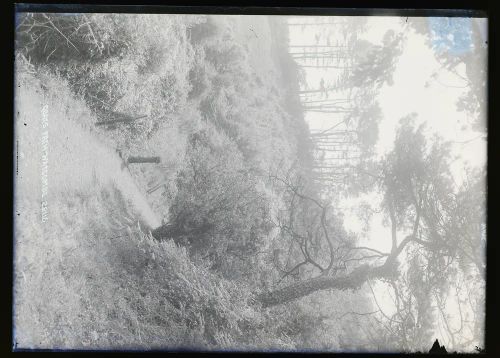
[127, 156, 161, 164]
[95, 114, 147, 127]
[147, 183, 166, 194]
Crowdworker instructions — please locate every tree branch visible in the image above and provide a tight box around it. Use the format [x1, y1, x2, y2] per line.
[42, 14, 80, 54]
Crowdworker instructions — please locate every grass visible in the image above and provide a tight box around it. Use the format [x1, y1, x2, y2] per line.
[13, 14, 366, 351]
[14, 63, 156, 348]
[12, 30, 301, 351]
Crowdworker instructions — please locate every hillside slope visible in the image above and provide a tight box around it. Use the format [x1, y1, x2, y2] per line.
[15, 71, 160, 229]
[13, 14, 318, 350]
[13, 70, 163, 347]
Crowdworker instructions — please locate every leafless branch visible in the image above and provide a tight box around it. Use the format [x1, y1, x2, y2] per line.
[42, 14, 80, 54]
[350, 246, 390, 257]
[337, 310, 380, 320]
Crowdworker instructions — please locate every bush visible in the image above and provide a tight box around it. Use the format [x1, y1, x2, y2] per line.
[156, 125, 273, 280]
[15, 13, 131, 64]
[188, 16, 221, 45]
[187, 49, 216, 101]
[57, 58, 136, 114]
[14, 173, 294, 350]
[204, 42, 247, 72]
[16, 13, 198, 143]
[14, 14, 334, 351]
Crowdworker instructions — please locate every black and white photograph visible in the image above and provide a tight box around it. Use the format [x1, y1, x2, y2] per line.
[13, 7, 487, 352]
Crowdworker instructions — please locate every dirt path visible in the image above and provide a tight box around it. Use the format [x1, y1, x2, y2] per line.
[15, 73, 160, 230]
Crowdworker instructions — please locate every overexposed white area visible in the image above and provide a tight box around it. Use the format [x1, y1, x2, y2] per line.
[289, 15, 487, 244]
[288, 15, 487, 350]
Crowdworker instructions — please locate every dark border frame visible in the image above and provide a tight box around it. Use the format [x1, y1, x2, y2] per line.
[5, 1, 498, 357]
[14, 3, 488, 17]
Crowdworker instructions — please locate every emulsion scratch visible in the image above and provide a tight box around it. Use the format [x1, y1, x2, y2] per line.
[40, 104, 49, 223]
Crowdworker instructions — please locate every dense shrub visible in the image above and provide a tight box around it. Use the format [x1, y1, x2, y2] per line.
[14, 170, 295, 350]
[14, 13, 334, 351]
[187, 49, 216, 101]
[157, 125, 274, 281]
[188, 16, 222, 45]
[16, 13, 200, 142]
[15, 13, 130, 64]
[57, 58, 136, 114]
[204, 41, 247, 73]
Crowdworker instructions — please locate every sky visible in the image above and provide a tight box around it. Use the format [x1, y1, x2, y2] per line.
[288, 16, 487, 246]
[287, 16, 487, 349]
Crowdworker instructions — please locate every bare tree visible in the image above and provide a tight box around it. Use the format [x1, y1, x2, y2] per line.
[258, 120, 485, 313]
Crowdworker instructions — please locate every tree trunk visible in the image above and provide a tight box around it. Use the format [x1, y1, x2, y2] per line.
[258, 264, 388, 308]
[290, 54, 347, 59]
[305, 110, 351, 114]
[302, 98, 350, 104]
[299, 88, 336, 94]
[287, 23, 341, 26]
[151, 221, 215, 242]
[127, 156, 161, 164]
[299, 65, 351, 69]
[151, 223, 180, 240]
[290, 50, 344, 54]
[288, 45, 346, 48]
[95, 114, 147, 126]
[147, 183, 165, 194]
[303, 106, 351, 111]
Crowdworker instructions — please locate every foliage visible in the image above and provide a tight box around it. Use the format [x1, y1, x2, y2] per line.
[15, 13, 486, 353]
[16, 13, 128, 63]
[16, 13, 202, 143]
[13, 69, 314, 350]
[371, 118, 486, 350]
[14, 184, 295, 349]
[188, 16, 224, 46]
[350, 30, 406, 89]
[405, 17, 487, 131]
[159, 126, 273, 281]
